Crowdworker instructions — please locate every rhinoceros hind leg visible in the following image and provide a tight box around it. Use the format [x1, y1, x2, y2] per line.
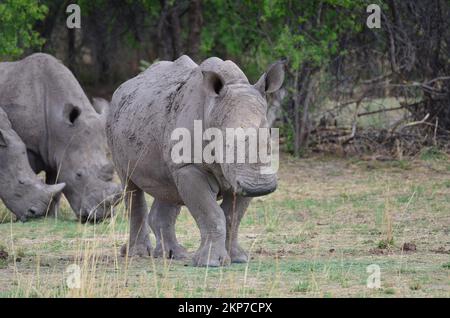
[120, 180, 152, 257]
[174, 166, 230, 267]
[221, 192, 252, 263]
[149, 200, 188, 259]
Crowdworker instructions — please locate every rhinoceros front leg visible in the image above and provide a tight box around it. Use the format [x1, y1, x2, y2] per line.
[45, 170, 62, 217]
[221, 192, 252, 263]
[121, 180, 152, 257]
[149, 199, 188, 259]
[173, 166, 230, 267]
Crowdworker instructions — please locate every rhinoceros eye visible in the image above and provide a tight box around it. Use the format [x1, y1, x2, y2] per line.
[18, 179, 25, 185]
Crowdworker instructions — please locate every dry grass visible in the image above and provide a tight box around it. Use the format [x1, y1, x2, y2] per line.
[0, 153, 449, 297]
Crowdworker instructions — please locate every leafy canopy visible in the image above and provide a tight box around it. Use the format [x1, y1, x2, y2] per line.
[201, 0, 365, 79]
[0, 0, 48, 59]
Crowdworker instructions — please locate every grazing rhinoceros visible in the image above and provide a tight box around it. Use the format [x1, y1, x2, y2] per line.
[0, 53, 121, 222]
[0, 108, 65, 221]
[107, 55, 284, 266]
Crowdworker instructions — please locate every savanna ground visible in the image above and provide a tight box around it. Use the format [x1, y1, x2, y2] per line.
[0, 151, 449, 298]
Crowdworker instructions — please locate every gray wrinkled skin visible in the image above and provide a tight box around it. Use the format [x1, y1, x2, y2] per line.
[0, 53, 121, 223]
[107, 56, 284, 266]
[0, 108, 65, 221]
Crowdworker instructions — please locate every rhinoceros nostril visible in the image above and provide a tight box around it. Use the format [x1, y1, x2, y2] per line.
[80, 214, 88, 223]
[28, 208, 37, 215]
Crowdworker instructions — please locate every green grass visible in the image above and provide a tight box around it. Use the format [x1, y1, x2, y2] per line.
[420, 147, 449, 161]
[0, 154, 449, 297]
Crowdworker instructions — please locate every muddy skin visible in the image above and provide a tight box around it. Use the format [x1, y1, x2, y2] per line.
[0, 54, 122, 222]
[0, 108, 65, 222]
[107, 56, 285, 266]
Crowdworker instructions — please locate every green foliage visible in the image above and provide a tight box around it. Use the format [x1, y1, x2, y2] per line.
[139, 59, 152, 72]
[279, 122, 295, 154]
[201, 0, 365, 78]
[263, 0, 365, 71]
[139, 0, 163, 18]
[0, 0, 47, 59]
[201, 0, 267, 80]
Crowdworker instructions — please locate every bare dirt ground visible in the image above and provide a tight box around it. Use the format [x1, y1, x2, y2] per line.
[0, 153, 449, 297]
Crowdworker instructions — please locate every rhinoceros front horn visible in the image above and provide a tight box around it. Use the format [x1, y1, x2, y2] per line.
[47, 183, 66, 196]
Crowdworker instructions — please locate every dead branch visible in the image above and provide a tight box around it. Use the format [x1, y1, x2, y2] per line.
[402, 113, 430, 128]
[358, 105, 405, 117]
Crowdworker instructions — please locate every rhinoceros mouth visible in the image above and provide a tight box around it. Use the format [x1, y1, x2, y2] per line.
[18, 205, 47, 222]
[235, 179, 277, 197]
[79, 192, 123, 223]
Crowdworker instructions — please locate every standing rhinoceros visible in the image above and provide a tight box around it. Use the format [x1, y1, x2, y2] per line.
[0, 53, 121, 222]
[107, 55, 284, 266]
[0, 108, 65, 221]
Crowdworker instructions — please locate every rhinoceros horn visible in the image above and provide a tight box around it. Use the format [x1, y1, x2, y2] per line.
[46, 183, 66, 196]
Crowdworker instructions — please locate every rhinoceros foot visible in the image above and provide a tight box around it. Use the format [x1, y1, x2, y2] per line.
[120, 241, 152, 258]
[153, 242, 188, 260]
[193, 244, 231, 267]
[230, 245, 248, 264]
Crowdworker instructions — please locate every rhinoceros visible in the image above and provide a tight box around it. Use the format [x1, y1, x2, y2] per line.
[0, 53, 121, 222]
[0, 108, 65, 221]
[107, 55, 284, 266]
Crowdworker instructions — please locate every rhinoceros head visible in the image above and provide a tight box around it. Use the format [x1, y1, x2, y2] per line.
[50, 97, 121, 223]
[201, 60, 285, 197]
[0, 122, 65, 222]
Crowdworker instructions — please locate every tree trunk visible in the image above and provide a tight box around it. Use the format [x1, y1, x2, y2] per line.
[187, 0, 203, 62]
[299, 78, 314, 151]
[294, 66, 312, 156]
[293, 72, 300, 156]
[169, 5, 182, 59]
[157, 0, 172, 60]
[67, 27, 76, 74]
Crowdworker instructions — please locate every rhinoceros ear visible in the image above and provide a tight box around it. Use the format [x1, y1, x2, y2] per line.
[202, 71, 225, 96]
[92, 97, 109, 116]
[63, 104, 81, 125]
[0, 129, 8, 147]
[255, 60, 286, 94]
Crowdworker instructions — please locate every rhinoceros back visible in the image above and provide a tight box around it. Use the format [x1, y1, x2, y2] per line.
[110, 56, 197, 116]
[107, 55, 199, 184]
